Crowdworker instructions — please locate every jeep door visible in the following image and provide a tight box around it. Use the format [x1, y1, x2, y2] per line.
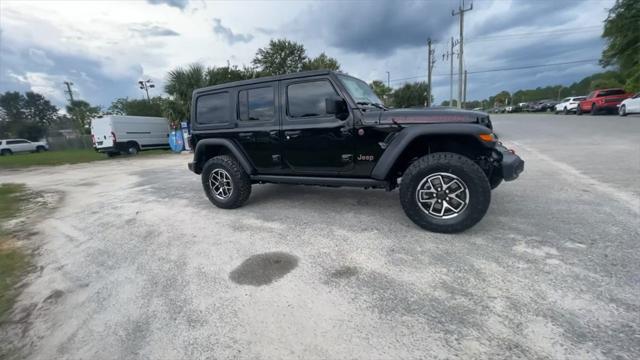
[280, 77, 355, 175]
[234, 81, 282, 173]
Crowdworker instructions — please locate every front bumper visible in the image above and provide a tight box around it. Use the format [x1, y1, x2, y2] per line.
[496, 144, 524, 181]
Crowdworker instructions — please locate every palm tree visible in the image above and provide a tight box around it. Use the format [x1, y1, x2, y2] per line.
[164, 64, 208, 124]
[163, 63, 258, 124]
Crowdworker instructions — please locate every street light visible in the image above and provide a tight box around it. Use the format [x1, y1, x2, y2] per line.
[138, 79, 155, 101]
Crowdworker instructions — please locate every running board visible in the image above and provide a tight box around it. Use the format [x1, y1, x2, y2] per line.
[250, 175, 389, 189]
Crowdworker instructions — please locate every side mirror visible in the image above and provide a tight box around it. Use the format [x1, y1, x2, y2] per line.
[325, 97, 349, 120]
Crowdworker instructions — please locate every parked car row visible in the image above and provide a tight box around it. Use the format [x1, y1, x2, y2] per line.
[0, 138, 49, 155]
[488, 88, 638, 116]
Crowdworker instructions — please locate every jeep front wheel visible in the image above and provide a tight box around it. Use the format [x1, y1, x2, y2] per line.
[201, 155, 251, 209]
[399, 152, 491, 233]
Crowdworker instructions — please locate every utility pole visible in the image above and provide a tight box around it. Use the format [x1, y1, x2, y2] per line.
[463, 69, 468, 108]
[452, 0, 472, 109]
[443, 37, 459, 107]
[138, 79, 155, 101]
[426, 38, 435, 107]
[63, 81, 74, 103]
[386, 71, 390, 88]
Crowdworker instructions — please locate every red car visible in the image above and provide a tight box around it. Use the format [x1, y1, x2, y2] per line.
[577, 88, 632, 115]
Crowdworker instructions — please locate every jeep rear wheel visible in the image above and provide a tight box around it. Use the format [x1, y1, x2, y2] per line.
[399, 152, 491, 233]
[202, 155, 251, 209]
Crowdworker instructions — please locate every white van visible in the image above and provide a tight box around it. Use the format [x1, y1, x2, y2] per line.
[91, 115, 170, 156]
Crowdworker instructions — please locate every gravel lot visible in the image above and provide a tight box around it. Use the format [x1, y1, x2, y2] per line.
[1, 113, 639, 359]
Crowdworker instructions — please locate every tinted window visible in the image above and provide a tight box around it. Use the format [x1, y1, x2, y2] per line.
[238, 87, 275, 121]
[7, 140, 28, 145]
[287, 80, 338, 118]
[197, 92, 230, 124]
[599, 89, 625, 97]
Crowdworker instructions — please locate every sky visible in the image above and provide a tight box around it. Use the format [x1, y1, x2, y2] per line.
[0, 0, 615, 109]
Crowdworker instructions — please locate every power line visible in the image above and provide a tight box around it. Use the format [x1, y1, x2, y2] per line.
[389, 59, 599, 83]
[467, 26, 601, 43]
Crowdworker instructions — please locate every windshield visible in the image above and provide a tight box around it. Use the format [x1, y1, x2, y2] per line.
[337, 75, 384, 107]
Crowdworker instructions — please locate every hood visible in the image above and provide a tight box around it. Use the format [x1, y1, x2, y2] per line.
[369, 107, 492, 129]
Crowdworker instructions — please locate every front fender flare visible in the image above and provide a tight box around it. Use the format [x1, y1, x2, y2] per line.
[370, 123, 494, 180]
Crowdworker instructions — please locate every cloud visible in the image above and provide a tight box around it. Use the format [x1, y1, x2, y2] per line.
[27, 48, 54, 67]
[129, 23, 180, 37]
[289, 1, 454, 56]
[7, 71, 68, 104]
[213, 18, 254, 44]
[146, 0, 188, 10]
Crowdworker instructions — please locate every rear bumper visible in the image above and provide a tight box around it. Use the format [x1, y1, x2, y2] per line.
[94, 146, 115, 153]
[496, 144, 524, 181]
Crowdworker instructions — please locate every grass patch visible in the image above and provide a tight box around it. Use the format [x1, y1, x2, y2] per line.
[0, 149, 173, 169]
[0, 183, 31, 321]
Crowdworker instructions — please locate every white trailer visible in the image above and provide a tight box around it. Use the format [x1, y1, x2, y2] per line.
[91, 115, 170, 156]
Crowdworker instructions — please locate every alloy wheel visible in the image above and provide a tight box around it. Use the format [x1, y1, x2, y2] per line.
[209, 169, 233, 200]
[416, 172, 469, 219]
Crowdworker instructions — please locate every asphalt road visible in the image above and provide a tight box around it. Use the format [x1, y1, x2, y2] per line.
[1, 113, 639, 359]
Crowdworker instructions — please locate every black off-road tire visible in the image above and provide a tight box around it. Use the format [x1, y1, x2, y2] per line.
[0, 149, 12, 156]
[35, 145, 46, 152]
[201, 155, 251, 209]
[399, 152, 491, 233]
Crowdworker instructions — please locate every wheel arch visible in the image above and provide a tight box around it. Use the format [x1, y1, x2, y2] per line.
[371, 124, 495, 181]
[193, 138, 254, 175]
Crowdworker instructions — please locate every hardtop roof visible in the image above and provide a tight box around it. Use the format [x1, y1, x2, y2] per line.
[193, 70, 339, 94]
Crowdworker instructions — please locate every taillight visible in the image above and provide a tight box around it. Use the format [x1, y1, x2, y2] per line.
[91, 134, 96, 144]
[111, 131, 117, 142]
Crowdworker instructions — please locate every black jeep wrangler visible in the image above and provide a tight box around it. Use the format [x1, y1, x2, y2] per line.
[188, 70, 523, 233]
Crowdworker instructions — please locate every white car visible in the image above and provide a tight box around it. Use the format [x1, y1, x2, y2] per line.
[0, 139, 49, 155]
[554, 96, 586, 114]
[618, 92, 640, 116]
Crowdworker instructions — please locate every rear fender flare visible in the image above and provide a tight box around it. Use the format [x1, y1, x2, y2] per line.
[194, 138, 254, 175]
[371, 123, 495, 180]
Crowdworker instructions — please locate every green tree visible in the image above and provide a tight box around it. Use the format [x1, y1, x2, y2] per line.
[391, 82, 430, 108]
[164, 64, 257, 124]
[0, 91, 59, 140]
[369, 80, 393, 105]
[252, 39, 307, 75]
[66, 100, 101, 134]
[302, 53, 341, 71]
[600, 0, 640, 92]
[23, 92, 59, 126]
[108, 97, 166, 117]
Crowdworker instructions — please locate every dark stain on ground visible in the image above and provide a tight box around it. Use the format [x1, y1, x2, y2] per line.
[229, 252, 298, 286]
[43, 289, 64, 303]
[329, 266, 360, 279]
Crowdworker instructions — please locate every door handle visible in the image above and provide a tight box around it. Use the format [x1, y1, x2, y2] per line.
[238, 132, 254, 138]
[285, 130, 301, 139]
